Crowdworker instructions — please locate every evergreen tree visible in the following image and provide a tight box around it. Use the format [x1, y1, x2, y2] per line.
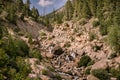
[81, 0, 92, 18]
[23, 0, 31, 16]
[15, 0, 24, 12]
[6, 3, 17, 24]
[114, 1, 120, 25]
[64, 0, 74, 20]
[89, 0, 97, 17]
[108, 26, 120, 53]
[31, 6, 39, 21]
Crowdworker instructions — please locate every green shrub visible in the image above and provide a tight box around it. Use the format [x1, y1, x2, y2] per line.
[108, 26, 120, 53]
[78, 55, 91, 67]
[0, 48, 9, 67]
[13, 27, 20, 33]
[0, 73, 4, 80]
[54, 74, 62, 80]
[3, 37, 29, 57]
[92, 45, 101, 52]
[79, 18, 87, 25]
[17, 32, 24, 36]
[109, 52, 117, 59]
[29, 49, 42, 60]
[16, 57, 31, 77]
[47, 66, 55, 72]
[92, 69, 109, 80]
[110, 68, 120, 79]
[89, 32, 96, 41]
[99, 23, 108, 36]
[40, 32, 46, 37]
[14, 39, 29, 57]
[92, 20, 100, 27]
[42, 69, 48, 75]
[87, 60, 95, 66]
[64, 42, 71, 47]
[28, 36, 33, 44]
[85, 68, 91, 75]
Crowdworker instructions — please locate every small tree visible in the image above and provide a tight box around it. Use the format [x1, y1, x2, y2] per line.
[108, 25, 120, 53]
[64, 0, 74, 20]
[78, 55, 91, 67]
[92, 69, 109, 80]
[31, 6, 39, 21]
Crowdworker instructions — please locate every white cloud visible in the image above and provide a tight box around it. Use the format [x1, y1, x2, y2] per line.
[38, 0, 55, 7]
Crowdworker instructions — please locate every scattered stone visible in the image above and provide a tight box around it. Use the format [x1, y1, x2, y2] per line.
[110, 77, 117, 80]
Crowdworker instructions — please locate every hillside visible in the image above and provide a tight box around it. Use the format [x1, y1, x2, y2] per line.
[35, 18, 119, 80]
[0, 0, 120, 80]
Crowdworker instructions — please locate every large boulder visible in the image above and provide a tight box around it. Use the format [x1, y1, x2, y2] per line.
[91, 59, 108, 70]
[87, 75, 99, 80]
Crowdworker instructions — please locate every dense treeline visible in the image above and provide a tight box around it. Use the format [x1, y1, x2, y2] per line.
[0, 0, 41, 23]
[0, 1, 42, 79]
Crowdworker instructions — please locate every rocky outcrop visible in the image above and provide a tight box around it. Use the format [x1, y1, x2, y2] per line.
[29, 18, 115, 80]
[87, 75, 99, 80]
[91, 59, 109, 70]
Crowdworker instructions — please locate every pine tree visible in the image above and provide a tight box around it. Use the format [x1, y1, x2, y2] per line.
[89, 0, 97, 17]
[64, 0, 74, 20]
[15, 0, 24, 12]
[23, 0, 31, 16]
[114, 1, 120, 25]
[96, 0, 104, 20]
[81, 0, 92, 18]
[31, 6, 39, 21]
[6, 3, 17, 24]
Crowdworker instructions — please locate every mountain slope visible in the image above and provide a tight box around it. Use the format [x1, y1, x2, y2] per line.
[38, 18, 116, 80]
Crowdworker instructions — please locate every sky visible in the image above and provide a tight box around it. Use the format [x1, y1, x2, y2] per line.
[23, 0, 67, 16]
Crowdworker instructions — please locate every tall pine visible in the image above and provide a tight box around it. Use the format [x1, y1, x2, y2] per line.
[64, 0, 74, 20]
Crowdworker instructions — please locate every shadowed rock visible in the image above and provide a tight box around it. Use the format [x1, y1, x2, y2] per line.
[53, 46, 64, 55]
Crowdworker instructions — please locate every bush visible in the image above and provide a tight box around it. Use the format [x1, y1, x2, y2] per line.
[39, 32, 46, 37]
[0, 48, 9, 67]
[92, 69, 109, 80]
[64, 42, 71, 47]
[54, 74, 62, 80]
[99, 23, 108, 36]
[0, 73, 4, 80]
[92, 45, 101, 52]
[89, 32, 96, 41]
[78, 55, 91, 67]
[3, 37, 29, 57]
[16, 57, 31, 77]
[92, 20, 100, 27]
[79, 18, 87, 25]
[110, 68, 120, 79]
[85, 68, 91, 75]
[28, 36, 33, 44]
[42, 69, 48, 75]
[17, 32, 24, 36]
[29, 49, 42, 60]
[87, 60, 95, 66]
[14, 39, 29, 57]
[109, 52, 117, 59]
[108, 26, 120, 53]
